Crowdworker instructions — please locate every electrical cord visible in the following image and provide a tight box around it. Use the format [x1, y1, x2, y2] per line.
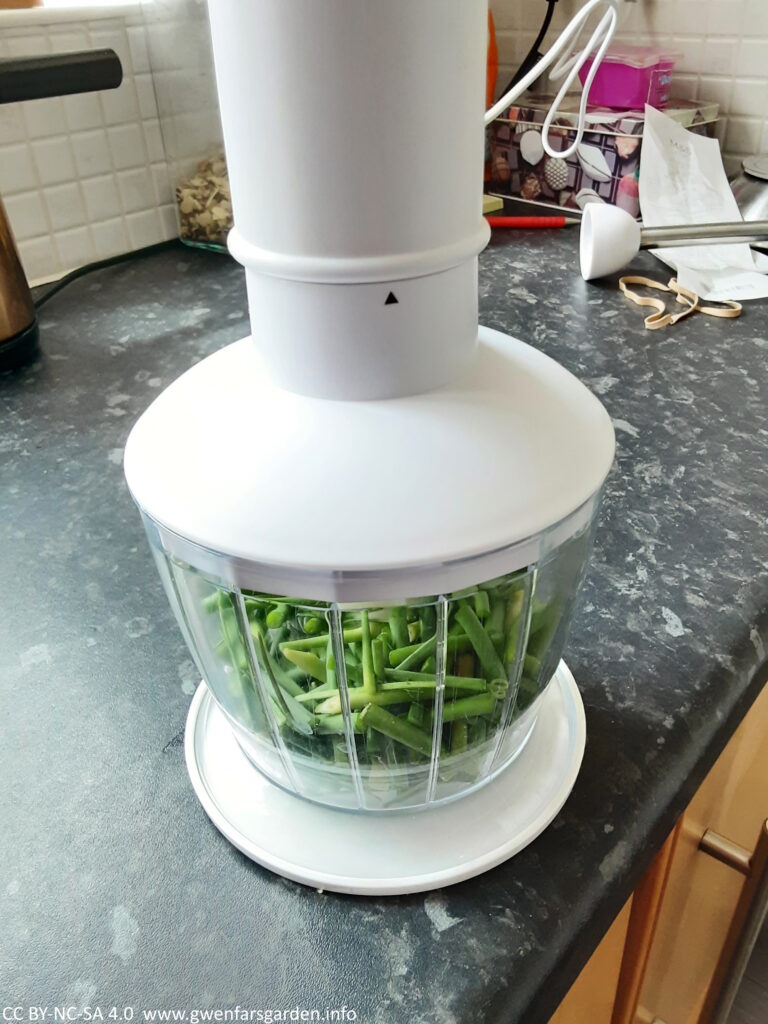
[498, 0, 558, 98]
[33, 239, 182, 311]
[485, 0, 619, 161]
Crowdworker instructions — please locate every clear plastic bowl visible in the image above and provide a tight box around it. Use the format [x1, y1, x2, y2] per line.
[142, 500, 601, 813]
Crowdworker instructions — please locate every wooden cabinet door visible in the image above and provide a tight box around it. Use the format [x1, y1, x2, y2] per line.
[549, 899, 633, 1023]
[636, 683, 768, 1023]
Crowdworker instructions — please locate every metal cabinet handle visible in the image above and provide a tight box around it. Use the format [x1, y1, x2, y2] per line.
[698, 819, 768, 1024]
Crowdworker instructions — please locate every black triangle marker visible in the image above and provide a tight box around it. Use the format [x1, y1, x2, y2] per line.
[385, 292, 399, 305]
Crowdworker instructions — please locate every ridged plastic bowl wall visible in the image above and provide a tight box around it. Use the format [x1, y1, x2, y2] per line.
[144, 512, 598, 812]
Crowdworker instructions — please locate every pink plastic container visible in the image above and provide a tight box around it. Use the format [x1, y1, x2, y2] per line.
[578, 45, 679, 110]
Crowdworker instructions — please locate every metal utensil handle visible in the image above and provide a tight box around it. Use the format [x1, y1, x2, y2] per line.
[698, 819, 768, 1024]
[641, 220, 768, 248]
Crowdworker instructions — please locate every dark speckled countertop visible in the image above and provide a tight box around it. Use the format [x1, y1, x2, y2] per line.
[2, 235, 768, 1023]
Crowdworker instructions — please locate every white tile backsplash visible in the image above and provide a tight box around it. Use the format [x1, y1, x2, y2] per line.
[0, 4, 175, 284]
[5, 191, 49, 238]
[22, 96, 67, 138]
[125, 207, 163, 248]
[45, 182, 86, 231]
[729, 78, 768, 118]
[0, 105, 27, 145]
[18, 235, 59, 282]
[142, 117, 165, 163]
[707, 0, 745, 35]
[33, 136, 78, 187]
[107, 122, 146, 169]
[741, 0, 768, 34]
[83, 173, 121, 221]
[725, 116, 763, 154]
[70, 128, 113, 177]
[492, 0, 768, 173]
[0, 144, 37, 194]
[55, 225, 93, 269]
[117, 165, 154, 212]
[63, 91, 104, 132]
[91, 215, 130, 258]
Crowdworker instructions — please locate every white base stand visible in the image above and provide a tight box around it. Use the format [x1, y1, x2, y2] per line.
[185, 662, 586, 896]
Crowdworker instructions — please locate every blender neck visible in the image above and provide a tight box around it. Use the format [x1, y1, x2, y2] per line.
[207, 0, 491, 400]
[230, 226, 489, 401]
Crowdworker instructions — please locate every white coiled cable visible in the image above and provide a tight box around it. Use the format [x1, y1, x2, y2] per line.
[484, 0, 620, 160]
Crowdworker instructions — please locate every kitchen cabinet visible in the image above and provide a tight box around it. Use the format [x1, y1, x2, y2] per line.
[551, 680, 768, 1024]
[550, 899, 633, 1024]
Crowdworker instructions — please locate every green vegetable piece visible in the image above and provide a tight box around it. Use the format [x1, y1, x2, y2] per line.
[516, 674, 540, 710]
[468, 719, 487, 746]
[407, 620, 421, 643]
[389, 638, 432, 667]
[326, 632, 337, 690]
[388, 607, 409, 648]
[243, 598, 262, 620]
[396, 633, 437, 672]
[432, 693, 497, 724]
[282, 647, 327, 685]
[422, 655, 436, 674]
[504, 589, 525, 666]
[253, 631, 313, 736]
[383, 670, 487, 693]
[315, 713, 362, 735]
[524, 653, 542, 680]
[489, 678, 509, 700]
[359, 703, 433, 757]
[372, 636, 386, 680]
[455, 604, 507, 683]
[407, 703, 426, 727]
[366, 728, 382, 755]
[419, 605, 437, 641]
[276, 686, 315, 736]
[279, 622, 382, 652]
[487, 599, 506, 655]
[360, 610, 376, 697]
[389, 633, 499, 668]
[293, 684, 335, 703]
[202, 589, 227, 614]
[303, 616, 324, 635]
[315, 688, 415, 715]
[454, 651, 477, 678]
[266, 603, 290, 629]
[250, 621, 303, 696]
[226, 676, 260, 731]
[473, 590, 490, 620]
[451, 720, 468, 754]
[527, 598, 561, 660]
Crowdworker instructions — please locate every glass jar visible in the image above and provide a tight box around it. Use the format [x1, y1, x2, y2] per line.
[141, 0, 230, 250]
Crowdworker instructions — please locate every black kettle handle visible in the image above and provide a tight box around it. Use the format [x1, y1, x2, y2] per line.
[0, 48, 122, 104]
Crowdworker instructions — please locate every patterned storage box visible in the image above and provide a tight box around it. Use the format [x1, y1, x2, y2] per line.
[488, 94, 718, 218]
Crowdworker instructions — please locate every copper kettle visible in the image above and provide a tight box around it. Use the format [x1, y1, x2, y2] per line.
[0, 196, 38, 370]
[0, 48, 122, 370]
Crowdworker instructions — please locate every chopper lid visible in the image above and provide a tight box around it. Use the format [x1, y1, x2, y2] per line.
[124, 327, 615, 601]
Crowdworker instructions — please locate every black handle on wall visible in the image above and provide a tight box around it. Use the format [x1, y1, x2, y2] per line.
[0, 49, 123, 104]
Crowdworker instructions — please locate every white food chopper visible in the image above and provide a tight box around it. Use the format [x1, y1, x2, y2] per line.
[125, 0, 616, 894]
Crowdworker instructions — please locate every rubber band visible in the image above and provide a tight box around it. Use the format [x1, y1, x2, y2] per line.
[618, 276, 741, 330]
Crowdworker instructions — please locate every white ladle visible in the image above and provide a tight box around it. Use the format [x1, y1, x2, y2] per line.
[580, 203, 768, 281]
